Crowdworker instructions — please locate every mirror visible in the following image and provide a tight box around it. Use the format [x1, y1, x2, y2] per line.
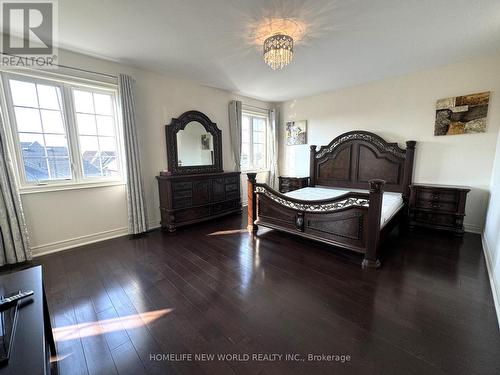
[166, 110, 223, 175]
[176, 121, 214, 166]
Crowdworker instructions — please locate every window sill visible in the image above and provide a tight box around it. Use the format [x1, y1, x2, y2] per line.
[19, 180, 126, 195]
[241, 169, 270, 174]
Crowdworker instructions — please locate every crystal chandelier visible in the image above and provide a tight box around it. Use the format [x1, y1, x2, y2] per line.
[263, 34, 294, 70]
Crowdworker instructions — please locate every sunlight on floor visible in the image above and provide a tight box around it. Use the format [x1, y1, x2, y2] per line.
[53, 308, 173, 342]
[50, 352, 72, 363]
[208, 229, 248, 236]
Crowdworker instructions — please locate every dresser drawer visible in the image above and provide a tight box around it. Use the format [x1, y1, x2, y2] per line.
[225, 191, 239, 200]
[225, 183, 238, 192]
[173, 189, 192, 199]
[173, 197, 192, 209]
[172, 181, 192, 191]
[211, 178, 225, 202]
[175, 206, 210, 222]
[211, 199, 239, 214]
[224, 176, 238, 184]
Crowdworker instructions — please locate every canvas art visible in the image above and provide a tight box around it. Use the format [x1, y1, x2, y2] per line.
[286, 120, 307, 145]
[434, 92, 490, 136]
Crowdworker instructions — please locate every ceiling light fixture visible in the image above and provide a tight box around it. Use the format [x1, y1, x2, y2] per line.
[263, 34, 294, 70]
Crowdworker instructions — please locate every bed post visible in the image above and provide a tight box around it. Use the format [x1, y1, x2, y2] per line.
[247, 173, 258, 233]
[309, 145, 317, 187]
[402, 141, 416, 201]
[362, 179, 385, 269]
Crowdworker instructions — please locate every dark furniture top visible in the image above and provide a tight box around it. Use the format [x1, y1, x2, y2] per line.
[309, 131, 416, 200]
[156, 171, 241, 232]
[165, 110, 223, 175]
[278, 176, 309, 193]
[409, 184, 470, 236]
[0, 266, 54, 375]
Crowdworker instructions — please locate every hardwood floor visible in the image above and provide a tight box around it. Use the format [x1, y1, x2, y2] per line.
[33, 213, 500, 375]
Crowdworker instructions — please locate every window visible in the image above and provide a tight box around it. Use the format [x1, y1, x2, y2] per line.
[2, 73, 122, 188]
[73, 89, 119, 178]
[8, 79, 70, 182]
[241, 112, 268, 171]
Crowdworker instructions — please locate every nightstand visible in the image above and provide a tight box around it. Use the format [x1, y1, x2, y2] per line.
[408, 184, 470, 236]
[278, 176, 309, 193]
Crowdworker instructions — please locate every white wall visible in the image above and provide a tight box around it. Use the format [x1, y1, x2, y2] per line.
[20, 48, 269, 255]
[279, 55, 500, 232]
[483, 130, 500, 326]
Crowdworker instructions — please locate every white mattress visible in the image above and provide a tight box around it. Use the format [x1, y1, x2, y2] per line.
[284, 187, 403, 228]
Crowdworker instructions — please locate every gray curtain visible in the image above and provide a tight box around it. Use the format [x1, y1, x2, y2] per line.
[119, 74, 148, 234]
[0, 113, 31, 265]
[268, 108, 279, 189]
[228, 100, 242, 171]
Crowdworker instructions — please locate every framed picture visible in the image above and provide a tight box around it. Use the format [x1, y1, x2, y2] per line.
[286, 120, 307, 145]
[434, 92, 490, 136]
[201, 134, 211, 150]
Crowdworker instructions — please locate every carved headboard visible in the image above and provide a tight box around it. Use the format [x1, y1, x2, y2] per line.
[309, 131, 416, 198]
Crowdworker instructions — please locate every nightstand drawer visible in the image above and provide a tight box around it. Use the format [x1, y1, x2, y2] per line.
[417, 189, 458, 203]
[413, 210, 457, 227]
[278, 176, 309, 193]
[416, 198, 458, 212]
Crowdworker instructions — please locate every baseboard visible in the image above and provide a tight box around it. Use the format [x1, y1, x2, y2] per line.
[464, 223, 482, 234]
[31, 227, 129, 257]
[481, 234, 500, 329]
[31, 217, 163, 258]
[148, 218, 161, 230]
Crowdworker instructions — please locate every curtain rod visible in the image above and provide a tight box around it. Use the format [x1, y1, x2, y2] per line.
[0, 52, 118, 79]
[243, 103, 269, 112]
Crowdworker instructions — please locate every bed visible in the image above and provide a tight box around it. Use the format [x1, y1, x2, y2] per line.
[246, 131, 417, 268]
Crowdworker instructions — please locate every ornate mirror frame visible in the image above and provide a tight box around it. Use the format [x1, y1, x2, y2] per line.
[166, 110, 223, 175]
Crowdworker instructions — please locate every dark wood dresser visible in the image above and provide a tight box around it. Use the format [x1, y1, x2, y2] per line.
[408, 184, 470, 236]
[278, 176, 309, 193]
[156, 172, 241, 231]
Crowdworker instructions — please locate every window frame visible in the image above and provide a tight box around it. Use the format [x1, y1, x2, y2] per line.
[241, 111, 269, 172]
[1, 72, 125, 192]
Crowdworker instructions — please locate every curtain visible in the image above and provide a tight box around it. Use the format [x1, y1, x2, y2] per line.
[0, 113, 31, 266]
[268, 108, 279, 189]
[228, 100, 242, 171]
[119, 74, 148, 234]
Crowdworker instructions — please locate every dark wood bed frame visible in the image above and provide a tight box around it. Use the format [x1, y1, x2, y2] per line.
[247, 131, 416, 268]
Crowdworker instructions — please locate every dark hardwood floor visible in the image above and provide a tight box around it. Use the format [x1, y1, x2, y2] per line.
[32, 212, 500, 375]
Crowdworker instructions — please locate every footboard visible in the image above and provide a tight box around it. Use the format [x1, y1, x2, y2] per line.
[247, 173, 385, 268]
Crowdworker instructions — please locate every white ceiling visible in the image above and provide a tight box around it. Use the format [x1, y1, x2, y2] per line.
[55, 0, 500, 101]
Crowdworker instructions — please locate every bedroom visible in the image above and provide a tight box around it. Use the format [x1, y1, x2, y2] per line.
[0, 0, 499, 374]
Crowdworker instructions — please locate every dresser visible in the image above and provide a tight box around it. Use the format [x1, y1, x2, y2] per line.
[408, 184, 470, 236]
[278, 176, 309, 193]
[156, 172, 241, 231]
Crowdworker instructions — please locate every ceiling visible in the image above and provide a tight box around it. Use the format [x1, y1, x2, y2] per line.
[52, 0, 500, 101]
